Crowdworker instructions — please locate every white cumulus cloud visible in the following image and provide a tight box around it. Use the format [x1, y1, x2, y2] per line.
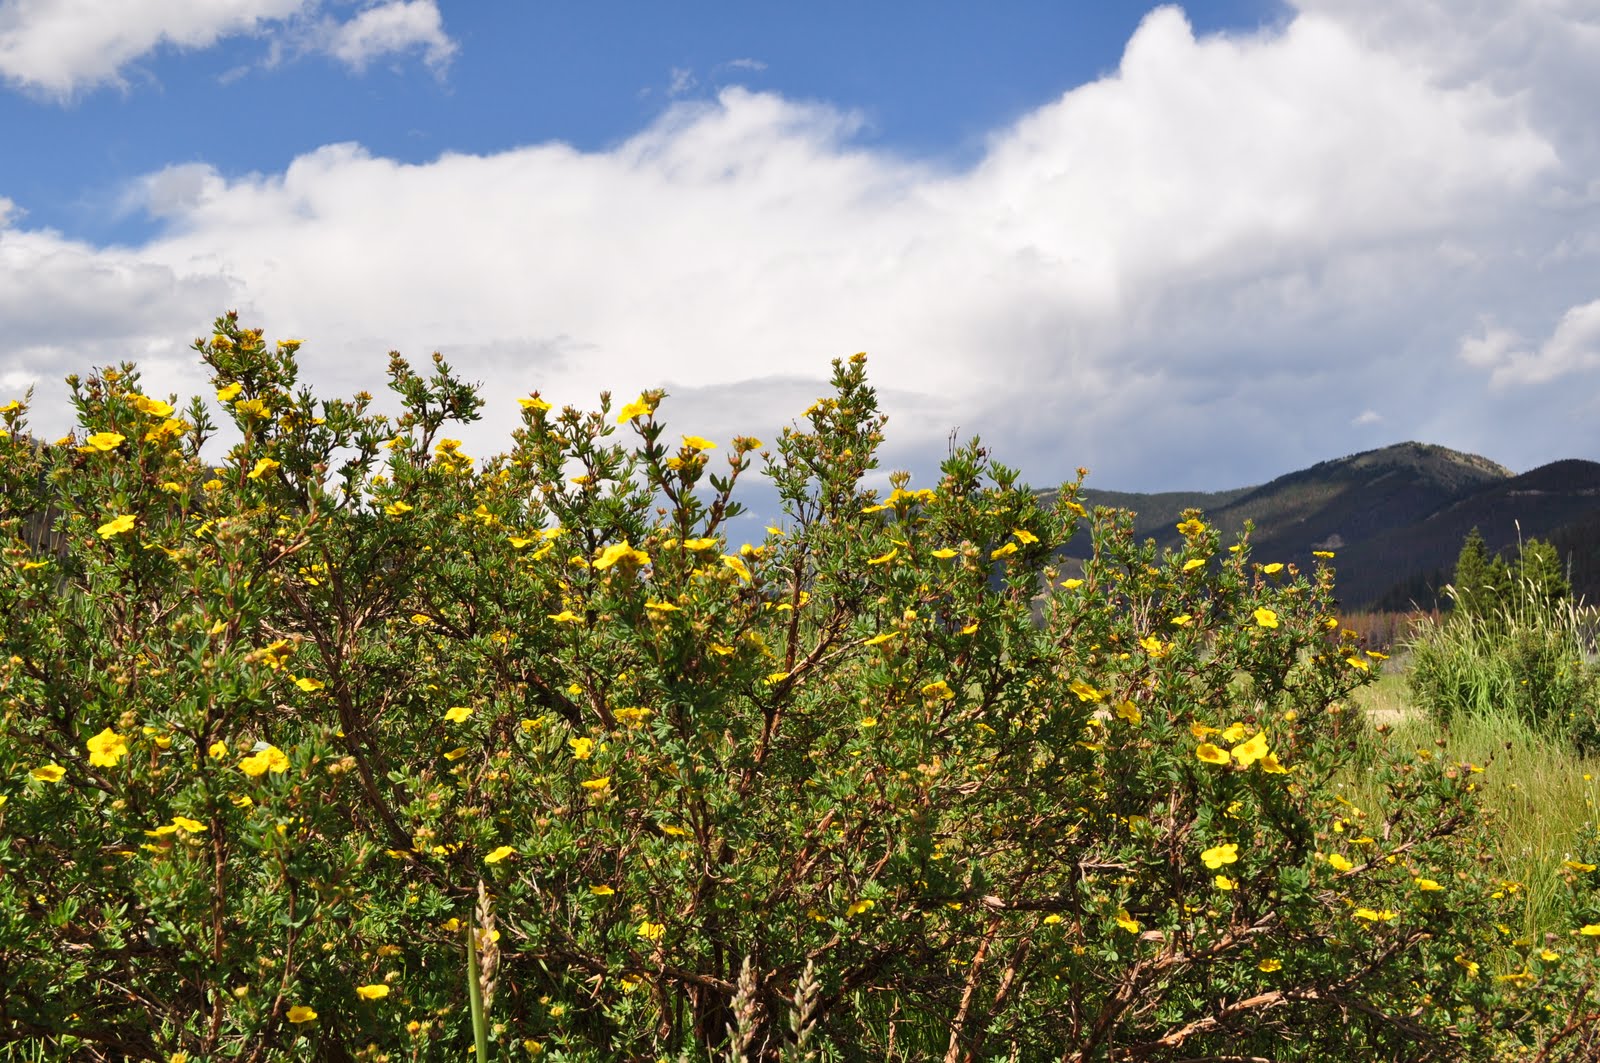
[321, 0, 453, 72]
[1, 2, 1597, 492]
[0, 0, 454, 96]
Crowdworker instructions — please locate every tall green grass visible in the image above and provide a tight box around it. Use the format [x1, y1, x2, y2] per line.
[1351, 672, 1600, 942]
[1405, 578, 1599, 746]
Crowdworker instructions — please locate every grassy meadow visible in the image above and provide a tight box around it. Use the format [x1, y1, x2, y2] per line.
[1350, 652, 1600, 948]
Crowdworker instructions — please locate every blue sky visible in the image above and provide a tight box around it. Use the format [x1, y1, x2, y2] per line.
[2, 0, 1598, 498]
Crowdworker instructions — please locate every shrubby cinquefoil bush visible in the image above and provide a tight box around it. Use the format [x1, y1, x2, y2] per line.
[0, 314, 1596, 1060]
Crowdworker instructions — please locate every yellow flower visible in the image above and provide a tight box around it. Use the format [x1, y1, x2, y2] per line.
[1182, 558, 1205, 572]
[1253, 607, 1279, 629]
[1170, 614, 1193, 626]
[1353, 908, 1398, 922]
[1068, 680, 1103, 703]
[590, 884, 615, 896]
[636, 920, 666, 941]
[1579, 924, 1600, 936]
[216, 382, 243, 402]
[1190, 722, 1219, 739]
[30, 763, 66, 783]
[594, 541, 650, 570]
[86, 727, 128, 767]
[569, 736, 594, 760]
[1258, 958, 1282, 972]
[1176, 518, 1207, 536]
[129, 394, 175, 418]
[1214, 875, 1237, 890]
[1195, 743, 1229, 766]
[1262, 563, 1284, 575]
[866, 547, 898, 566]
[171, 815, 206, 833]
[931, 547, 958, 559]
[1327, 853, 1354, 872]
[1060, 578, 1083, 589]
[1200, 843, 1238, 869]
[97, 514, 137, 539]
[1012, 528, 1038, 544]
[581, 776, 611, 791]
[863, 632, 900, 646]
[961, 621, 979, 635]
[247, 457, 280, 480]
[1139, 635, 1168, 658]
[616, 397, 651, 422]
[681, 435, 716, 450]
[385, 500, 413, 516]
[238, 745, 289, 777]
[1113, 700, 1141, 725]
[1345, 656, 1370, 671]
[921, 680, 955, 701]
[765, 671, 791, 685]
[1565, 861, 1597, 873]
[548, 610, 581, 624]
[989, 542, 1019, 560]
[293, 676, 324, 693]
[1313, 550, 1335, 558]
[1415, 877, 1444, 891]
[1115, 909, 1140, 933]
[1259, 751, 1290, 774]
[439, 706, 474, 724]
[287, 1005, 317, 1024]
[519, 396, 552, 412]
[723, 555, 753, 582]
[1541, 948, 1560, 961]
[208, 740, 229, 759]
[83, 431, 125, 452]
[1219, 722, 1247, 743]
[356, 983, 389, 1001]
[846, 899, 876, 918]
[1230, 732, 1269, 768]
[484, 845, 517, 864]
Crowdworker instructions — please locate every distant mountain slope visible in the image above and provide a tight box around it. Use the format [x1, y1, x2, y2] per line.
[1044, 442, 1600, 610]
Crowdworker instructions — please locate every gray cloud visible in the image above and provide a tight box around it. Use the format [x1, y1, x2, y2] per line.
[1, 2, 1596, 493]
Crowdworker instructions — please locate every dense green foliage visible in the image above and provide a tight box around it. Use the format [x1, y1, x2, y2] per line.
[1410, 531, 1598, 752]
[2, 315, 1599, 1060]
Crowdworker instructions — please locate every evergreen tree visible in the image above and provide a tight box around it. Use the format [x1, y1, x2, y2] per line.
[1519, 538, 1570, 608]
[1452, 527, 1497, 617]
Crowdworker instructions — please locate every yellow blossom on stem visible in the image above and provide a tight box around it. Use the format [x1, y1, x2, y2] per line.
[1200, 843, 1239, 869]
[1115, 909, 1140, 933]
[356, 984, 390, 1001]
[1327, 853, 1354, 872]
[30, 764, 66, 783]
[97, 514, 137, 539]
[444, 706, 473, 723]
[287, 1005, 317, 1024]
[86, 727, 128, 767]
[1231, 732, 1269, 768]
[569, 736, 594, 760]
[247, 457, 280, 480]
[1195, 743, 1229, 766]
[484, 846, 517, 864]
[83, 431, 125, 452]
[1253, 608, 1279, 629]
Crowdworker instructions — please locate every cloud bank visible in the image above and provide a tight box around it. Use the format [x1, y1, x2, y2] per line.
[1, 2, 1597, 494]
[0, 0, 453, 95]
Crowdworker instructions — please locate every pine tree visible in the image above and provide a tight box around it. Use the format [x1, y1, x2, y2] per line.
[1519, 538, 1569, 608]
[1451, 527, 1495, 617]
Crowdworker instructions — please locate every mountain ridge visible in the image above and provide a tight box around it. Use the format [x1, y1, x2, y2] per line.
[1047, 442, 1600, 609]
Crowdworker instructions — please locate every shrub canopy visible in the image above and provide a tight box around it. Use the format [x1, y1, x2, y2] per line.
[0, 314, 1592, 1061]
